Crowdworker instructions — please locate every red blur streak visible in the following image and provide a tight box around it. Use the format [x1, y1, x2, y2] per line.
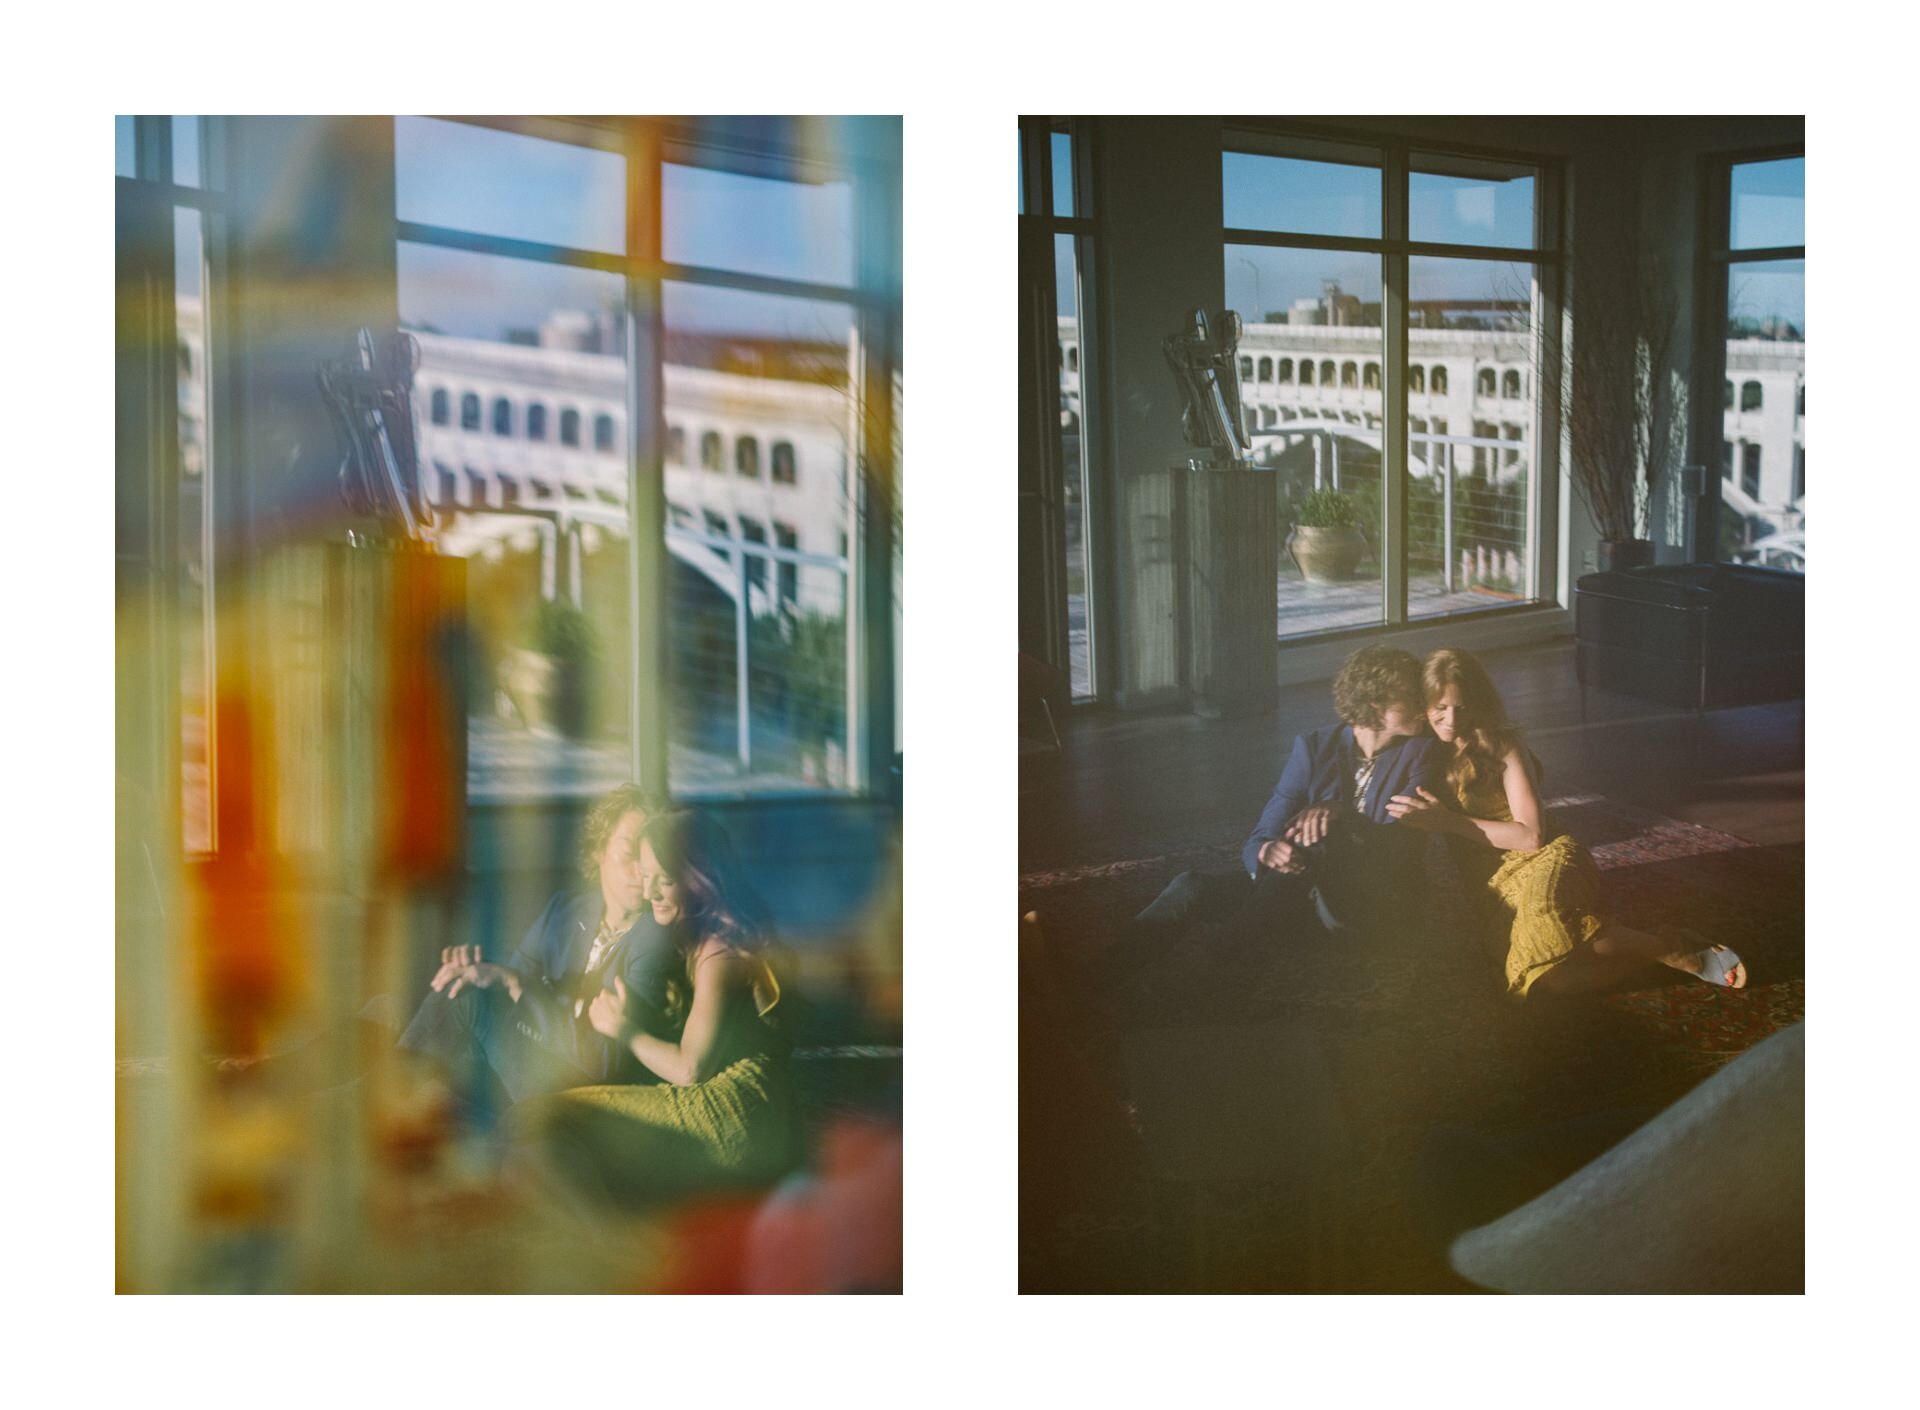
[645, 1117, 903, 1295]
[381, 552, 464, 881]
[193, 692, 302, 1057]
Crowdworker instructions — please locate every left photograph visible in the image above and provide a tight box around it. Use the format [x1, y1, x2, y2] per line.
[115, 115, 902, 1293]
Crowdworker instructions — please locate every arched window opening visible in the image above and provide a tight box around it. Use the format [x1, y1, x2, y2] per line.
[1431, 366, 1449, 395]
[1502, 369, 1522, 399]
[1741, 380, 1763, 412]
[700, 431, 723, 471]
[736, 435, 761, 478]
[430, 388, 450, 426]
[1409, 365, 1425, 395]
[1363, 363, 1381, 390]
[1476, 367, 1496, 397]
[1278, 358, 1293, 384]
[559, 407, 581, 447]
[594, 413, 616, 453]
[460, 393, 480, 431]
[526, 403, 547, 441]
[771, 442, 797, 485]
[492, 397, 513, 436]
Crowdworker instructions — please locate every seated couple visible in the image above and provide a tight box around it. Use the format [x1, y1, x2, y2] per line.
[395, 786, 802, 1200]
[1130, 645, 1746, 998]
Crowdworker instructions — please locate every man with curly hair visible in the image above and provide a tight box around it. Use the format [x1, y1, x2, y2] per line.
[1130, 645, 1445, 947]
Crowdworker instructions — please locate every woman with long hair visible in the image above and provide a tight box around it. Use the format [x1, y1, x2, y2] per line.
[520, 807, 803, 1203]
[1386, 648, 1745, 998]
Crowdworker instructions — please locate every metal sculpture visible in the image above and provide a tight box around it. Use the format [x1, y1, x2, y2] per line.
[1162, 308, 1253, 469]
[318, 328, 434, 542]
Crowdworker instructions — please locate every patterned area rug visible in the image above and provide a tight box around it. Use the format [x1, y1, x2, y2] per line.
[1018, 794, 1804, 1292]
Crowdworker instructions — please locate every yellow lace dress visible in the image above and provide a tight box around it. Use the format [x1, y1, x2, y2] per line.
[1447, 760, 1605, 999]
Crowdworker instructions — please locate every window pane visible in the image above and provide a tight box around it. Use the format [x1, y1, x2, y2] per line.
[663, 162, 854, 287]
[398, 242, 634, 800]
[172, 115, 201, 188]
[1226, 245, 1385, 636]
[1720, 259, 1804, 571]
[1051, 128, 1075, 218]
[116, 115, 135, 178]
[1406, 257, 1540, 621]
[1730, 157, 1804, 251]
[662, 282, 857, 793]
[176, 207, 213, 852]
[395, 116, 627, 255]
[1223, 152, 1380, 239]
[1057, 234, 1092, 698]
[1409, 165, 1534, 248]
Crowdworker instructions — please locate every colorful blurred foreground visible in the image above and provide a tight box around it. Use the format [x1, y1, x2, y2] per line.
[115, 547, 902, 1292]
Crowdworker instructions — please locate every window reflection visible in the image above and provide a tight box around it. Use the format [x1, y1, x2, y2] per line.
[662, 282, 855, 792]
[398, 241, 633, 799]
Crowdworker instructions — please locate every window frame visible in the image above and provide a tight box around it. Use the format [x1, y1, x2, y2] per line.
[1018, 116, 1103, 704]
[1691, 142, 1804, 564]
[117, 115, 235, 860]
[1221, 121, 1565, 642]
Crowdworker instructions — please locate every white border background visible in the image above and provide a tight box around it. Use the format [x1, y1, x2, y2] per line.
[9, 0, 1905, 1398]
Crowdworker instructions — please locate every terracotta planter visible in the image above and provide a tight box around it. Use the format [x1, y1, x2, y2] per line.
[1596, 538, 1655, 573]
[1288, 524, 1367, 584]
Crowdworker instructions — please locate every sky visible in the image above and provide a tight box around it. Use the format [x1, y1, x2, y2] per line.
[392, 117, 859, 341]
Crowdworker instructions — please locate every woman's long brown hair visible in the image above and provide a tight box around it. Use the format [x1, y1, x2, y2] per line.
[641, 809, 785, 1026]
[1422, 648, 1527, 799]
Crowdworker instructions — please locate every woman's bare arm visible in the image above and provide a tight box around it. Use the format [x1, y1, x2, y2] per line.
[589, 940, 747, 1086]
[1388, 748, 1544, 852]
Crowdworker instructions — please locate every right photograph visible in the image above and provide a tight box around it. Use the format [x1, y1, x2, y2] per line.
[1017, 116, 1804, 1293]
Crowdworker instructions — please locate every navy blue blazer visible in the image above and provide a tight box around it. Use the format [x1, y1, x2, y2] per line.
[505, 890, 680, 1082]
[1241, 725, 1447, 877]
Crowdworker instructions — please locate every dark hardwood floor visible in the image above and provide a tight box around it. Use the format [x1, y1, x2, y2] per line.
[1020, 636, 1805, 870]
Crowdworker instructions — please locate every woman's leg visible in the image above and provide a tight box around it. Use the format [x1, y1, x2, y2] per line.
[1592, 923, 1745, 986]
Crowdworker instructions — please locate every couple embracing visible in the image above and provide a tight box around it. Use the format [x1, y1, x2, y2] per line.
[1132, 645, 1745, 998]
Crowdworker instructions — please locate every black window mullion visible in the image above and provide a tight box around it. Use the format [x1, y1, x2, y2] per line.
[627, 127, 668, 794]
[1382, 144, 1409, 626]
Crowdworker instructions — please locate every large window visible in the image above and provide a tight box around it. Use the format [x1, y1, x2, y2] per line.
[397, 116, 895, 798]
[1223, 133, 1555, 639]
[1711, 154, 1803, 573]
[1018, 118, 1098, 700]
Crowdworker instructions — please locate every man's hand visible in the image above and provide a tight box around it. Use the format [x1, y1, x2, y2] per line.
[431, 947, 523, 1003]
[1386, 786, 1454, 832]
[587, 976, 632, 1042]
[1284, 805, 1336, 847]
[1257, 838, 1307, 874]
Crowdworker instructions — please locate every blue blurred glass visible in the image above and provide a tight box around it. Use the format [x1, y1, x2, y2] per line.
[172, 115, 201, 188]
[663, 163, 854, 288]
[116, 115, 135, 177]
[1731, 157, 1803, 250]
[1409, 169, 1534, 248]
[1223, 152, 1379, 238]
[396, 242, 625, 346]
[396, 116, 627, 255]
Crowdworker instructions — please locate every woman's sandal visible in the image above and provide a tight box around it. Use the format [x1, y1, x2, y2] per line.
[1691, 943, 1748, 989]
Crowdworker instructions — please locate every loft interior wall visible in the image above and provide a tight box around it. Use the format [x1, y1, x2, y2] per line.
[1088, 116, 1226, 709]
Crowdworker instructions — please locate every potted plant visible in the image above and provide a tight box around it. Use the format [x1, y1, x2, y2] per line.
[1287, 488, 1369, 583]
[530, 595, 599, 739]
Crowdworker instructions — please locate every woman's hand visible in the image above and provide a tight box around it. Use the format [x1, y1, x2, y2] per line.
[588, 976, 633, 1042]
[1284, 805, 1336, 847]
[1386, 786, 1455, 832]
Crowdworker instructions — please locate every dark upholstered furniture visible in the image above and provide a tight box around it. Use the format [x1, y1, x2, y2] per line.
[1574, 563, 1804, 712]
